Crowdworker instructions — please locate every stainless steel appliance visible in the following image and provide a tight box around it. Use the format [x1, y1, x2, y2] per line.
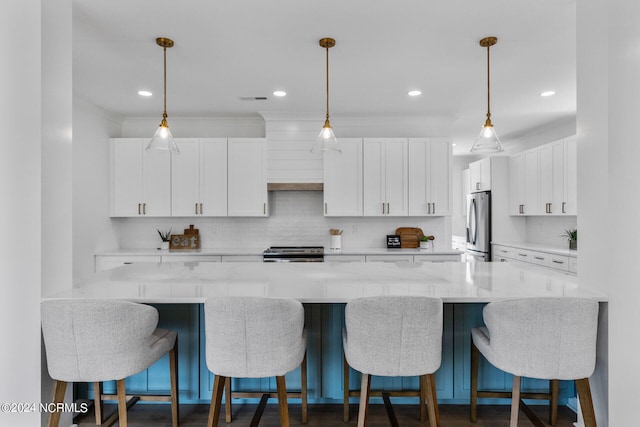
[466, 191, 491, 262]
[263, 246, 324, 262]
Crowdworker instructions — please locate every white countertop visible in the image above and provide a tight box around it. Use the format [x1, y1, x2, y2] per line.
[47, 261, 606, 304]
[97, 247, 463, 257]
[491, 242, 578, 258]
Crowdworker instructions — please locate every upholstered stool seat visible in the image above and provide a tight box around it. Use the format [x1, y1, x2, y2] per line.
[470, 297, 599, 427]
[205, 296, 307, 427]
[343, 296, 443, 427]
[41, 299, 179, 427]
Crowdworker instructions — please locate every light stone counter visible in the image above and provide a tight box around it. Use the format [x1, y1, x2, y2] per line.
[491, 242, 577, 258]
[47, 261, 606, 304]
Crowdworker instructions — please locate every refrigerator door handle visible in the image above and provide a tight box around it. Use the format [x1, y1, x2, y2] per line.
[469, 198, 478, 245]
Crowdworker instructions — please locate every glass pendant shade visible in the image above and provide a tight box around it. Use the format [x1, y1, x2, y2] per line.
[147, 117, 180, 153]
[470, 119, 503, 153]
[312, 119, 341, 153]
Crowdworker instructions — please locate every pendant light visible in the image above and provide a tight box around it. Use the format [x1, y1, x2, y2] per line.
[470, 36, 503, 153]
[311, 37, 341, 153]
[146, 37, 179, 154]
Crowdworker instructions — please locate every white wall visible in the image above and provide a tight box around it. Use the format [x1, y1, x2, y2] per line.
[73, 99, 121, 279]
[117, 191, 450, 251]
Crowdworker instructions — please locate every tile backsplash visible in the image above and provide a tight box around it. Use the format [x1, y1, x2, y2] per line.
[116, 191, 449, 250]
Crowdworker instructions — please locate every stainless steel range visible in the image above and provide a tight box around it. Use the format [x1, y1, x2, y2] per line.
[263, 246, 324, 262]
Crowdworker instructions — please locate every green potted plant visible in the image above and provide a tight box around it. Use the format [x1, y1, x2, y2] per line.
[157, 228, 172, 250]
[561, 228, 577, 250]
[419, 235, 435, 249]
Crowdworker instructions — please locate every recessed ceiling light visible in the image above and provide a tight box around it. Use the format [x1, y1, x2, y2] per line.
[452, 143, 457, 147]
[540, 90, 556, 97]
[273, 90, 287, 97]
[408, 90, 422, 97]
[138, 90, 152, 97]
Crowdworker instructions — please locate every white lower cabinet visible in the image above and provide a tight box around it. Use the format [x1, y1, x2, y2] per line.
[221, 255, 263, 262]
[162, 255, 222, 263]
[365, 254, 414, 263]
[492, 244, 576, 275]
[413, 254, 461, 262]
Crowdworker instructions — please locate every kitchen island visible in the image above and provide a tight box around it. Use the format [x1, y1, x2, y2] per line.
[44, 261, 606, 407]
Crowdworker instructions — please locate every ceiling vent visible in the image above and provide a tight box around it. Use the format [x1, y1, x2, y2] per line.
[238, 96, 268, 101]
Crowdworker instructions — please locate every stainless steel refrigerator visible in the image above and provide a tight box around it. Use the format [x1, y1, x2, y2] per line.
[466, 191, 491, 262]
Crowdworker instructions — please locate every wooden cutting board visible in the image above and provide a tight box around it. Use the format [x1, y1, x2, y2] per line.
[395, 227, 424, 248]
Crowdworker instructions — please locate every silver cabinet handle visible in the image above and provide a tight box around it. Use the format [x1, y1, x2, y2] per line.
[200, 203, 203, 215]
[427, 203, 431, 214]
[325, 202, 328, 214]
[432, 203, 435, 214]
[263, 203, 266, 215]
[195, 203, 198, 215]
[534, 256, 544, 260]
[138, 203, 141, 215]
[518, 253, 527, 257]
[386, 203, 390, 214]
[552, 260, 564, 264]
[562, 202, 566, 213]
[382, 203, 385, 214]
[143, 203, 146, 215]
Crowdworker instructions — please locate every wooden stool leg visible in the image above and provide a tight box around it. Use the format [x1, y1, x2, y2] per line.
[93, 382, 103, 425]
[357, 373, 371, 427]
[343, 354, 350, 422]
[576, 378, 597, 427]
[426, 374, 440, 427]
[47, 380, 67, 427]
[169, 339, 180, 427]
[470, 338, 479, 422]
[225, 377, 232, 423]
[510, 376, 521, 427]
[116, 379, 128, 427]
[276, 375, 290, 427]
[301, 352, 308, 424]
[550, 379, 559, 425]
[419, 375, 427, 423]
[208, 375, 227, 427]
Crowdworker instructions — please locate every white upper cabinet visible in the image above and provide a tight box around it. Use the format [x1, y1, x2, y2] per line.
[324, 138, 363, 216]
[408, 138, 452, 216]
[469, 157, 491, 192]
[509, 136, 577, 216]
[172, 138, 227, 217]
[509, 148, 539, 215]
[363, 138, 409, 216]
[227, 138, 268, 217]
[110, 138, 171, 217]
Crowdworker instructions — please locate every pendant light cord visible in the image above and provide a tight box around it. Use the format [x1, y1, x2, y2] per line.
[163, 46, 168, 120]
[486, 44, 491, 121]
[325, 46, 330, 121]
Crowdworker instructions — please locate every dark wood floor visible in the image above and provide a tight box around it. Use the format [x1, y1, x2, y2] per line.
[74, 402, 578, 426]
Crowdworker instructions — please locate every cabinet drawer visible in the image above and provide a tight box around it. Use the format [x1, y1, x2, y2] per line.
[325, 255, 366, 263]
[414, 254, 461, 262]
[530, 252, 550, 267]
[220, 255, 262, 262]
[493, 245, 515, 260]
[548, 255, 570, 272]
[95, 255, 161, 272]
[162, 255, 222, 262]
[365, 255, 413, 263]
[514, 250, 533, 264]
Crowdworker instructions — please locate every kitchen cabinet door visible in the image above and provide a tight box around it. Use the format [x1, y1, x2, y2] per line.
[408, 138, 452, 216]
[509, 153, 525, 215]
[172, 138, 227, 217]
[110, 138, 171, 217]
[469, 157, 491, 192]
[324, 138, 363, 216]
[363, 138, 408, 216]
[539, 140, 565, 215]
[523, 148, 539, 215]
[227, 138, 268, 216]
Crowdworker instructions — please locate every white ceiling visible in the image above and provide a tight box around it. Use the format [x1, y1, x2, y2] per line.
[72, 0, 576, 154]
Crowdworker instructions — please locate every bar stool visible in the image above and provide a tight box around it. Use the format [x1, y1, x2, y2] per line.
[40, 299, 179, 427]
[343, 296, 443, 427]
[470, 297, 599, 427]
[204, 296, 307, 427]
